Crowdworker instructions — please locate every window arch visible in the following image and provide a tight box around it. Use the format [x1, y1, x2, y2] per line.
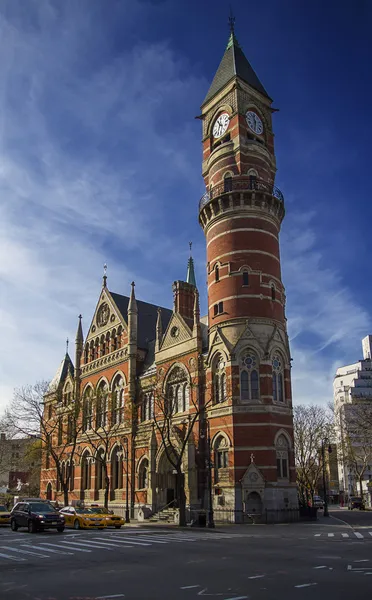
[213, 355, 227, 404]
[141, 391, 154, 422]
[95, 449, 105, 490]
[82, 387, 93, 432]
[248, 168, 258, 189]
[224, 172, 233, 192]
[95, 337, 99, 358]
[272, 354, 285, 403]
[215, 264, 220, 282]
[111, 329, 118, 352]
[68, 460, 75, 491]
[84, 343, 89, 364]
[111, 446, 123, 490]
[276, 434, 289, 479]
[165, 365, 190, 414]
[138, 458, 149, 489]
[117, 326, 123, 349]
[271, 285, 276, 301]
[96, 381, 109, 428]
[63, 382, 72, 406]
[242, 270, 249, 286]
[100, 335, 106, 356]
[81, 451, 91, 490]
[239, 351, 260, 401]
[112, 375, 125, 425]
[214, 435, 229, 482]
[90, 340, 95, 361]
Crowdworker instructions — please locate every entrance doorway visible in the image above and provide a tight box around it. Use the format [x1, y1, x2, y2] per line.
[46, 483, 52, 500]
[157, 449, 178, 509]
[245, 491, 262, 514]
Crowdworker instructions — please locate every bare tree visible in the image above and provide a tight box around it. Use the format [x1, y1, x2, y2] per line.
[293, 404, 334, 506]
[5, 381, 82, 506]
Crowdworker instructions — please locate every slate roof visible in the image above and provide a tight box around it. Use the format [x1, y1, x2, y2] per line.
[110, 292, 173, 350]
[48, 353, 74, 392]
[203, 33, 270, 106]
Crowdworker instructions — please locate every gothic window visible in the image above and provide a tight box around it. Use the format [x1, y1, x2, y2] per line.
[272, 355, 285, 403]
[218, 301, 223, 314]
[213, 356, 227, 404]
[112, 375, 125, 425]
[82, 388, 93, 432]
[276, 434, 289, 479]
[84, 343, 89, 364]
[138, 459, 149, 489]
[68, 461, 74, 491]
[90, 341, 95, 361]
[111, 446, 123, 490]
[271, 285, 276, 301]
[215, 264, 219, 282]
[166, 365, 189, 414]
[81, 451, 91, 490]
[224, 173, 233, 192]
[183, 384, 190, 412]
[96, 449, 105, 490]
[214, 304, 218, 317]
[63, 382, 72, 406]
[240, 351, 260, 401]
[117, 326, 123, 349]
[95, 338, 99, 358]
[111, 329, 118, 352]
[214, 435, 229, 482]
[141, 392, 154, 422]
[100, 335, 106, 356]
[96, 381, 109, 428]
[248, 169, 258, 190]
[242, 271, 249, 286]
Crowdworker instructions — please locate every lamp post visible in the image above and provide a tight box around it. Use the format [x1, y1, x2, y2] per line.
[122, 437, 130, 523]
[321, 439, 332, 518]
[206, 419, 215, 529]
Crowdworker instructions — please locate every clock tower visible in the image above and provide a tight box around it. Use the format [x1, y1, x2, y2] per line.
[200, 22, 297, 515]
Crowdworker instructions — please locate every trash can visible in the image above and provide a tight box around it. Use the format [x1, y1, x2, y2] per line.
[198, 512, 207, 528]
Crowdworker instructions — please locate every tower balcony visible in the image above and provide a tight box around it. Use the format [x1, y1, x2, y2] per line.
[199, 176, 285, 229]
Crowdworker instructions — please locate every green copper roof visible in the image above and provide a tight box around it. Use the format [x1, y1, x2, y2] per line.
[186, 256, 197, 287]
[202, 34, 270, 106]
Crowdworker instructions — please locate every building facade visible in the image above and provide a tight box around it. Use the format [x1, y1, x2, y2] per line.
[334, 335, 372, 506]
[41, 27, 298, 521]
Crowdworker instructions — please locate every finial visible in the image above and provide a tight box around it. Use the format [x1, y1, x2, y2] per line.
[131, 281, 135, 288]
[66, 338, 69, 354]
[228, 5, 235, 35]
[189, 241, 192, 256]
[78, 314, 82, 321]
[103, 263, 107, 288]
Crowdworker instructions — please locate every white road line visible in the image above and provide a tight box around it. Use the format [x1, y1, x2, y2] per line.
[180, 585, 200, 589]
[223, 596, 248, 600]
[314, 534, 321, 537]
[76, 539, 130, 549]
[354, 532, 364, 539]
[0, 546, 49, 558]
[120, 536, 167, 544]
[61, 541, 117, 550]
[342, 533, 349, 538]
[248, 575, 265, 579]
[313, 566, 327, 569]
[38, 542, 91, 553]
[95, 595, 125, 599]
[21, 544, 74, 555]
[98, 537, 150, 546]
[327, 533, 334, 537]
[369, 532, 372, 537]
[0, 551, 25, 562]
[295, 583, 317, 588]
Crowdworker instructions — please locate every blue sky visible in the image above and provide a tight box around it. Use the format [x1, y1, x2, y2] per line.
[0, 0, 371, 413]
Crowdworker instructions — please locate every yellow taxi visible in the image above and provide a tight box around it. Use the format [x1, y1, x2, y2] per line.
[90, 505, 125, 528]
[0, 504, 11, 525]
[59, 506, 107, 530]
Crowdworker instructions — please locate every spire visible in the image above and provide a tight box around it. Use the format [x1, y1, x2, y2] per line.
[128, 281, 138, 314]
[65, 338, 69, 355]
[102, 263, 107, 288]
[202, 19, 270, 106]
[155, 307, 163, 352]
[75, 314, 83, 346]
[186, 242, 197, 287]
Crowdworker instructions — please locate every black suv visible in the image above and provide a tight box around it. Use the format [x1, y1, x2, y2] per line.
[11, 500, 65, 533]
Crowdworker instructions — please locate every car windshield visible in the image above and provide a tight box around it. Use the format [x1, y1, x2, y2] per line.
[29, 503, 56, 513]
[90, 507, 108, 514]
[0, 505, 8, 511]
[352, 497, 362, 501]
[75, 508, 95, 514]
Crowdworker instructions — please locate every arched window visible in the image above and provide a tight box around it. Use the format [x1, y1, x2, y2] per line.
[141, 392, 154, 422]
[272, 355, 285, 403]
[82, 388, 93, 432]
[90, 341, 95, 361]
[84, 343, 89, 364]
[242, 271, 249, 286]
[248, 169, 258, 189]
[240, 351, 260, 401]
[68, 461, 75, 491]
[271, 285, 276, 301]
[213, 356, 227, 404]
[224, 173, 233, 192]
[276, 434, 289, 479]
[96, 381, 109, 428]
[63, 382, 72, 406]
[111, 447, 123, 490]
[183, 384, 190, 412]
[215, 264, 219, 282]
[166, 365, 190, 414]
[100, 335, 106, 356]
[112, 375, 125, 425]
[95, 338, 99, 358]
[138, 459, 149, 489]
[214, 435, 229, 482]
[111, 329, 118, 352]
[81, 452, 91, 490]
[117, 326, 123, 349]
[96, 449, 105, 490]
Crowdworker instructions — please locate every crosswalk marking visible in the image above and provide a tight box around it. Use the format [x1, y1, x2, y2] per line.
[314, 531, 372, 539]
[342, 533, 349, 538]
[314, 534, 321, 537]
[328, 533, 334, 537]
[124, 536, 167, 544]
[0, 551, 25, 562]
[38, 542, 91, 553]
[0, 545, 49, 558]
[21, 544, 74, 555]
[98, 537, 151, 546]
[369, 532, 372, 537]
[354, 532, 364, 539]
[60, 540, 118, 550]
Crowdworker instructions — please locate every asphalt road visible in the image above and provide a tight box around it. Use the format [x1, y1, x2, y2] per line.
[330, 506, 372, 528]
[1, 518, 372, 600]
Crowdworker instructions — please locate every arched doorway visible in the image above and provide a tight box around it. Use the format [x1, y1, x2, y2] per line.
[157, 449, 177, 508]
[245, 491, 262, 514]
[46, 482, 52, 500]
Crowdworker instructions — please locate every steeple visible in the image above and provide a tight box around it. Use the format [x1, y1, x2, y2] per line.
[202, 21, 270, 106]
[155, 307, 163, 352]
[74, 314, 83, 402]
[75, 314, 83, 346]
[186, 242, 197, 288]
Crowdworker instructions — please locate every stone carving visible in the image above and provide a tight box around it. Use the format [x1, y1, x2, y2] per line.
[97, 303, 110, 327]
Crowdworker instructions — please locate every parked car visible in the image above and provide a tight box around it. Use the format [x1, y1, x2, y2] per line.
[90, 505, 125, 528]
[11, 501, 65, 533]
[313, 496, 324, 509]
[59, 506, 107, 530]
[0, 504, 11, 525]
[348, 496, 365, 510]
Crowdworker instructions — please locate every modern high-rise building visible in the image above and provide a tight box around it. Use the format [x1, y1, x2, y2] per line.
[41, 24, 298, 521]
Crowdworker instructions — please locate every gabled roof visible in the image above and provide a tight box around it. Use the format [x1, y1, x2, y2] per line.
[110, 292, 173, 350]
[203, 32, 270, 106]
[48, 353, 74, 392]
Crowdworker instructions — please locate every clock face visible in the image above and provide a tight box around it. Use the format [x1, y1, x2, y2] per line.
[246, 111, 264, 135]
[213, 113, 230, 139]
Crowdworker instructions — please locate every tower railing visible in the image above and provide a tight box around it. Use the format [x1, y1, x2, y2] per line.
[199, 177, 284, 212]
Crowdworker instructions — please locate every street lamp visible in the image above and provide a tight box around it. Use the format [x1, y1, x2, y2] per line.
[206, 419, 215, 529]
[321, 439, 332, 518]
[121, 437, 130, 523]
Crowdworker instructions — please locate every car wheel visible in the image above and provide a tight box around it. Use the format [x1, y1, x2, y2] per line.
[115, 525, 122, 529]
[73, 519, 81, 530]
[57, 526, 65, 533]
[28, 520, 37, 533]
[11, 519, 18, 532]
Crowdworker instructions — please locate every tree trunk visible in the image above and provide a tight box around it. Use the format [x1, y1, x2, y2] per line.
[104, 473, 110, 509]
[176, 470, 187, 527]
[63, 483, 69, 507]
[359, 478, 364, 501]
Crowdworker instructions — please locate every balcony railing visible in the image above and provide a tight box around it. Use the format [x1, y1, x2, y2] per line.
[199, 177, 284, 212]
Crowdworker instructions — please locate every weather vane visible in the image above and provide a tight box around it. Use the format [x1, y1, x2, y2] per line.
[103, 263, 107, 287]
[189, 241, 193, 255]
[228, 5, 235, 34]
[66, 338, 69, 354]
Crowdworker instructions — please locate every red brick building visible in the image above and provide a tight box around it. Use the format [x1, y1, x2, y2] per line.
[41, 27, 298, 521]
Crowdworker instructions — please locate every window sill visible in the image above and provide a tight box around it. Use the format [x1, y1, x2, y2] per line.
[212, 311, 227, 319]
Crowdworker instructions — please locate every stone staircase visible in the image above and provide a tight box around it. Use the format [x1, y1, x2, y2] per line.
[149, 506, 179, 524]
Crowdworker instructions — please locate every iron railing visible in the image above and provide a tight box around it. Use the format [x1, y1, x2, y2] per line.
[199, 177, 284, 212]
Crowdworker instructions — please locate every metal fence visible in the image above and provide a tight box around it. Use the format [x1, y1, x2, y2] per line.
[212, 508, 300, 524]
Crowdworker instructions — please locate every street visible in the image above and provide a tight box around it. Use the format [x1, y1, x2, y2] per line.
[1, 512, 372, 600]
